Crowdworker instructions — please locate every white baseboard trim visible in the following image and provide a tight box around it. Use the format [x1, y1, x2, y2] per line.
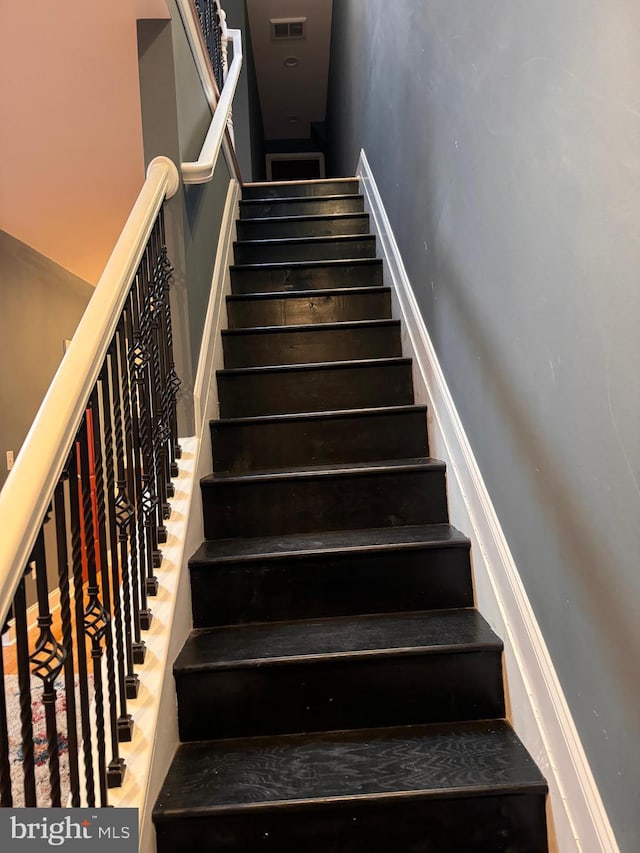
[112, 178, 241, 853]
[357, 149, 618, 853]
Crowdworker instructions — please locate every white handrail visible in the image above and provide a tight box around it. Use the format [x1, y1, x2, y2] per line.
[0, 156, 179, 626]
[181, 28, 243, 184]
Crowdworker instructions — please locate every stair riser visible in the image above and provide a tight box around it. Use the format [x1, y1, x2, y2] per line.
[227, 289, 392, 328]
[222, 324, 402, 368]
[155, 793, 548, 853]
[201, 468, 448, 539]
[234, 237, 376, 265]
[176, 651, 504, 741]
[231, 260, 383, 294]
[217, 361, 414, 418]
[240, 196, 365, 219]
[237, 215, 370, 241]
[242, 180, 359, 199]
[190, 545, 473, 627]
[211, 409, 429, 473]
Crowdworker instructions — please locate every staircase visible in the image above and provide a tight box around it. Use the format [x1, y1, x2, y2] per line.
[153, 178, 549, 852]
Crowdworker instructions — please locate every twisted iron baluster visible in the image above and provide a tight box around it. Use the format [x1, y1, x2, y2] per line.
[157, 212, 181, 479]
[111, 328, 140, 696]
[13, 573, 36, 805]
[68, 430, 95, 806]
[146, 227, 171, 529]
[118, 317, 147, 663]
[29, 524, 66, 806]
[89, 385, 126, 788]
[126, 288, 155, 631]
[0, 630, 12, 806]
[102, 343, 134, 738]
[78, 412, 110, 807]
[53, 473, 81, 806]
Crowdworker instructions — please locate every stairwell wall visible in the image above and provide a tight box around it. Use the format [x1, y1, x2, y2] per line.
[327, 2, 640, 850]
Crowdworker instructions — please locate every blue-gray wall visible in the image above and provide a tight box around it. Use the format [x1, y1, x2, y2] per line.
[327, 2, 640, 849]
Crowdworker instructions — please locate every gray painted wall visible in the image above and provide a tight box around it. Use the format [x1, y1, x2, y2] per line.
[0, 229, 93, 601]
[327, 2, 640, 849]
[0, 230, 93, 492]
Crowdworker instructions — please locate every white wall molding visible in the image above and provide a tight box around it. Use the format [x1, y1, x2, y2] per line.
[112, 177, 240, 853]
[357, 149, 618, 853]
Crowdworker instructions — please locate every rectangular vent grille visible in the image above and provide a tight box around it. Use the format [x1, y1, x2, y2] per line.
[271, 17, 306, 40]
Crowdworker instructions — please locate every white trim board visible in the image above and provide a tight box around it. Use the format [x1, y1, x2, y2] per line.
[357, 149, 618, 853]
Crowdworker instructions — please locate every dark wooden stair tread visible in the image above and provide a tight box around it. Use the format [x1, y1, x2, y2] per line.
[201, 456, 445, 484]
[238, 212, 369, 225]
[174, 608, 501, 672]
[189, 523, 469, 565]
[230, 257, 382, 273]
[239, 192, 363, 208]
[221, 318, 399, 336]
[211, 403, 427, 430]
[235, 234, 374, 247]
[227, 285, 387, 305]
[153, 719, 546, 818]
[218, 355, 411, 377]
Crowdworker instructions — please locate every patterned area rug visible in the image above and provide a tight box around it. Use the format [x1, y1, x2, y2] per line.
[4, 674, 91, 807]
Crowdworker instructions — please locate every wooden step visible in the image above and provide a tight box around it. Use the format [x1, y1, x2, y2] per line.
[153, 720, 548, 853]
[217, 357, 414, 418]
[234, 235, 376, 265]
[210, 405, 429, 474]
[230, 258, 383, 294]
[241, 178, 359, 200]
[173, 609, 504, 741]
[226, 286, 392, 328]
[236, 213, 370, 241]
[189, 523, 473, 627]
[239, 193, 365, 219]
[200, 458, 448, 539]
[221, 320, 402, 368]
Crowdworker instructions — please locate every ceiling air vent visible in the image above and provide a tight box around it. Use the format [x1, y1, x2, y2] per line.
[271, 17, 307, 40]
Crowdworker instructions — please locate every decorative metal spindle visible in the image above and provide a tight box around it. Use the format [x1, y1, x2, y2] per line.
[144, 235, 171, 530]
[78, 415, 110, 807]
[149, 221, 174, 503]
[29, 525, 66, 806]
[13, 575, 37, 805]
[117, 319, 146, 664]
[110, 330, 140, 697]
[0, 641, 13, 806]
[68, 435, 96, 806]
[132, 258, 163, 581]
[195, 0, 225, 92]
[159, 211, 182, 475]
[53, 475, 81, 806]
[125, 294, 154, 631]
[101, 346, 134, 737]
[88, 387, 125, 787]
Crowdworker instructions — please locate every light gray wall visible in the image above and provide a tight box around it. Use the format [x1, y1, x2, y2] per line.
[0, 230, 93, 492]
[0, 230, 93, 602]
[327, 2, 640, 849]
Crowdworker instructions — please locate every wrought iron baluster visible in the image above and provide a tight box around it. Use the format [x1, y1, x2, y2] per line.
[118, 318, 147, 664]
[111, 327, 140, 697]
[0, 635, 12, 806]
[143, 228, 171, 533]
[53, 474, 81, 806]
[125, 292, 155, 631]
[102, 343, 134, 738]
[68, 431, 96, 806]
[29, 525, 66, 807]
[158, 210, 181, 477]
[13, 573, 36, 806]
[78, 413, 110, 807]
[89, 385, 126, 788]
